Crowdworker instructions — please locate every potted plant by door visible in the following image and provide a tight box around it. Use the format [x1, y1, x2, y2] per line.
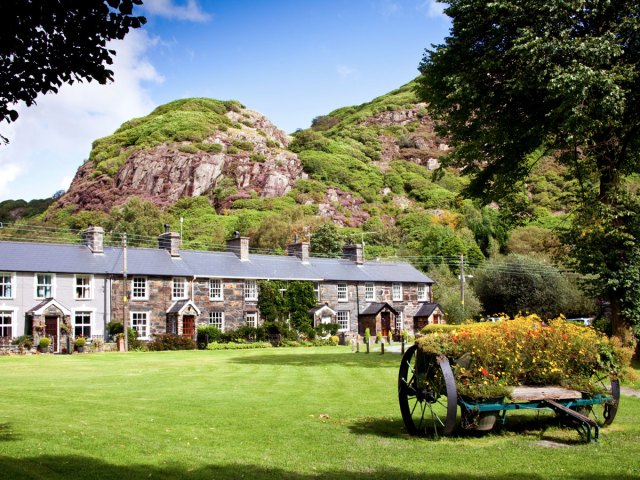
[74, 337, 87, 353]
[38, 337, 51, 353]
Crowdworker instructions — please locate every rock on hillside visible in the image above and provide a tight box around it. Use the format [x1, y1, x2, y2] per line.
[53, 99, 306, 213]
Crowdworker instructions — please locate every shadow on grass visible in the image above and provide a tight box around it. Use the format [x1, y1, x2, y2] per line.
[347, 416, 408, 439]
[229, 351, 400, 369]
[0, 455, 584, 480]
[0, 423, 20, 442]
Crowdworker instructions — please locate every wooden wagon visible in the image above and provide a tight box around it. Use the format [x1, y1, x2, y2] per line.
[398, 344, 620, 442]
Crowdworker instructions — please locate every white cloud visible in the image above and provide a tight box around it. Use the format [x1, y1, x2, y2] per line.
[142, 0, 211, 22]
[379, 1, 401, 16]
[0, 29, 163, 201]
[337, 65, 357, 79]
[418, 0, 446, 19]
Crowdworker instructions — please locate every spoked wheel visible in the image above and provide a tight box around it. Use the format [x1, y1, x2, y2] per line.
[580, 375, 620, 427]
[398, 344, 457, 437]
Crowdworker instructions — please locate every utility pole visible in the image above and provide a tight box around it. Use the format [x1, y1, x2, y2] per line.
[122, 233, 128, 352]
[460, 253, 465, 314]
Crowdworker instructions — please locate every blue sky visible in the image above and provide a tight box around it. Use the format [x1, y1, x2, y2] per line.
[0, 0, 450, 202]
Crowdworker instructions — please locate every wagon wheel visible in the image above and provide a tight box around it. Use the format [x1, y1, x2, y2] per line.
[578, 375, 620, 427]
[398, 344, 457, 437]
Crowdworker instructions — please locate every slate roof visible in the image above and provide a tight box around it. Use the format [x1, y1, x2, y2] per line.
[360, 302, 399, 316]
[414, 303, 441, 318]
[0, 240, 433, 284]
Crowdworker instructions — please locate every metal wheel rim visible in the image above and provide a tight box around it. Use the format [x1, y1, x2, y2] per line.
[398, 344, 458, 437]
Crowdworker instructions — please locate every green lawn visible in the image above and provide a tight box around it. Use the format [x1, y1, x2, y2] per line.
[0, 348, 639, 479]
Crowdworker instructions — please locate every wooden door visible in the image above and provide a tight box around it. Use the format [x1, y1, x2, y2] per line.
[44, 316, 58, 352]
[380, 312, 391, 338]
[183, 316, 195, 337]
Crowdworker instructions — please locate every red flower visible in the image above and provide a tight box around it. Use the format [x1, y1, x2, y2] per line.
[481, 368, 488, 376]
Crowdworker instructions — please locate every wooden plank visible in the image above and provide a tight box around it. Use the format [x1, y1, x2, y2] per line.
[511, 386, 583, 401]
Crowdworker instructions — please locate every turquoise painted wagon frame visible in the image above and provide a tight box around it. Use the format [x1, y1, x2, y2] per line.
[398, 345, 620, 442]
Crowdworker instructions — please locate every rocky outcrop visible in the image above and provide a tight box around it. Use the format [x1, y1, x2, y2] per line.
[55, 107, 306, 213]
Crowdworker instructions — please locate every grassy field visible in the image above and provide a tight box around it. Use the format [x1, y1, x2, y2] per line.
[0, 348, 639, 479]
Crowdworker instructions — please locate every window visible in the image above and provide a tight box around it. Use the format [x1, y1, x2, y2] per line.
[337, 283, 348, 302]
[132, 276, 147, 299]
[0, 272, 13, 299]
[313, 282, 320, 302]
[0, 311, 12, 338]
[35, 273, 53, 299]
[131, 312, 149, 339]
[74, 311, 92, 338]
[75, 275, 92, 300]
[209, 279, 223, 300]
[417, 284, 428, 302]
[208, 311, 224, 330]
[392, 283, 403, 301]
[395, 312, 404, 331]
[336, 311, 349, 332]
[244, 280, 257, 301]
[172, 277, 187, 300]
[245, 312, 258, 327]
[365, 282, 375, 302]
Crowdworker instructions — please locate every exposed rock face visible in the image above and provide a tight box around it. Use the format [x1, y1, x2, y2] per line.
[55, 107, 306, 213]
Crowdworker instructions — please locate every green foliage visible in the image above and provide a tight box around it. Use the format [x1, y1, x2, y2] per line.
[310, 223, 343, 258]
[315, 323, 339, 337]
[250, 153, 266, 163]
[11, 335, 33, 350]
[427, 263, 482, 324]
[206, 342, 273, 350]
[195, 142, 223, 153]
[147, 334, 196, 351]
[257, 280, 317, 332]
[38, 337, 51, 349]
[196, 326, 222, 349]
[232, 140, 254, 152]
[0, 197, 55, 223]
[90, 98, 240, 176]
[107, 321, 124, 336]
[419, 223, 484, 273]
[472, 255, 596, 319]
[417, 0, 640, 334]
[364, 328, 370, 343]
[106, 197, 172, 243]
[74, 337, 87, 347]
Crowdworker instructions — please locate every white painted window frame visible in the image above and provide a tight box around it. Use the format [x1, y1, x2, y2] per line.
[244, 279, 258, 301]
[209, 279, 223, 301]
[34, 273, 55, 299]
[130, 311, 150, 339]
[365, 282, 375, 302]
[73, 309, 94, 338]
[417, 283, 428, 302]
[74, 274, 93, 300]
[208, 311, 224, 330]
[337, 283, 348, 302]
[0, 308, 16, 338]
[172, 277, 187, 300]
[245, 311, 258, 327]
[131, 276, 148, 300]
[336, 311, 350, 332]
[0, 272, 14, 299]
[392, 283, 403, 301]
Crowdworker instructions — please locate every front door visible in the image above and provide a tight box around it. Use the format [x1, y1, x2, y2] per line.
[183, 316, 195, 337]
[45, 316, 58, 352]
[380, 312, 391, 338]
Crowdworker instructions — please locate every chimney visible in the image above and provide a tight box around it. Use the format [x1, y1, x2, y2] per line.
[287, 233, 310, 264]
[158, 224, 181, 257]
[226, 231, 250, 261]
[343, 242, 364, 265]
[82, 225, 104, 254]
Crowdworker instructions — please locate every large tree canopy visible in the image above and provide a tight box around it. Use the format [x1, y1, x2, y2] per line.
[0, 0, 146, 141]
[417, 0, 640, 336]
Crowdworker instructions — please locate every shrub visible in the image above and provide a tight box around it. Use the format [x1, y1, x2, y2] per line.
[364, 328, 371, 343]
[38, 337, 51, 349]
[107, 321, 124, 336]
[197, 326, 222, 349]
[127, 328, 145, 351]
[226, 146, 239, 154]
[196, 142, 223, 153]
[232, 140, 254, 151]
[315, 323, 339, 337]
[11, 336, 33, 350]
[177, 144, 199, 154]
[147, 334, 196, 351]
[74, 337, 87, 347]
[250, 153, 266, 163]
[206, 342, 272, 350]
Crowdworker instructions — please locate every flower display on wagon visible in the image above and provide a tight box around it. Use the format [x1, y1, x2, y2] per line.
[416, 314, 635, 400]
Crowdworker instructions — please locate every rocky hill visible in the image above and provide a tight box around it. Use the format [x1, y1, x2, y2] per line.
[54, 99, 305, 213]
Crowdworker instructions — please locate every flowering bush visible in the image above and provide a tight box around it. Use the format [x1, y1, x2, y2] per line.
[417, 314, 634, 400]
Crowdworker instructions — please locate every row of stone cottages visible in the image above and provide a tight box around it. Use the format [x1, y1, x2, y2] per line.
[0, 225, 444, 351]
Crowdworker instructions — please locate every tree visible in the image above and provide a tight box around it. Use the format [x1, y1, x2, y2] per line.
[427, 264, 482, 324]
[0, 0, 146, 142]
[417, 0, 640, 336]
[472, 255, 596, 320]
[310, 223, 343, 258]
